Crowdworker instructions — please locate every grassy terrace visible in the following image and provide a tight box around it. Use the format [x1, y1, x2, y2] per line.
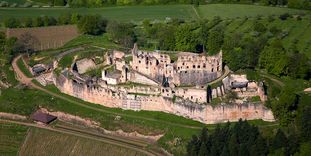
[0, 4, 306, 23]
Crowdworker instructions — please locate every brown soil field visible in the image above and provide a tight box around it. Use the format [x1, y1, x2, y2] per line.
[6, 25, 80, 51]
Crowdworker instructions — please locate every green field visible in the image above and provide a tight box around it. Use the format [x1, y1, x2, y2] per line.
[197, 4, 305, 19]
[20, 128, 145, 156]
[0, 5, 197, 22]
[0, 122, 28, 156]
[0, 4, 306, 22]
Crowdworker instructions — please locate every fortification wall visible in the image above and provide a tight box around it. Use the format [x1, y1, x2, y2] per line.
[175, 88, 207, 103]
[108, 85, 161, 95]
[53, 74, 275, 124]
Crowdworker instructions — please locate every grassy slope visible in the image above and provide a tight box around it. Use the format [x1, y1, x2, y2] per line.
[225, 17, 311, 58]
[197, 4, 306, 19]
[20, 128, 144, 156]
[16, 57, 32, 78]
[0, 122, 28, 156]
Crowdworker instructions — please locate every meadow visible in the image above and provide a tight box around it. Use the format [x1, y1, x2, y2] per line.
[0, 122, 28, 156]
[0, 4, 306, 22]
[19, 128, 145, 156]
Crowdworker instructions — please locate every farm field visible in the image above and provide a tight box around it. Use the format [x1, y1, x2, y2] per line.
[0, 122, 28, 156]
[0, 4, 306, 22]
[19, 128, 145, 156]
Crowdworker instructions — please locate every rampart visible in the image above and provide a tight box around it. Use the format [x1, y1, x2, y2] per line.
[53, 74, 275, 124]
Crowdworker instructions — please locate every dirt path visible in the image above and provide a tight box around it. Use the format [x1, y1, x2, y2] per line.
[12, 55, 202, 130]
[0, 119, 159, 156]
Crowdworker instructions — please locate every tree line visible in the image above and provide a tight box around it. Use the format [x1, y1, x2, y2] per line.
[188, 91, 311, 156]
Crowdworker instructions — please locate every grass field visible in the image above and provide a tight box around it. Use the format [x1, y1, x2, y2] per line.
[0, 5, 197, 22]
[0, 122, 28, 156]
[0, 4, 306, 22]
[20, 128, 145, 156]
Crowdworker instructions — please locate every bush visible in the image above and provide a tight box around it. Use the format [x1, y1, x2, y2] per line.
[0, 1, 8, 7]
[4, 17, 20, 28]
[279, 13, 290, 20]
[10, 3, 17, 7]
[77, 15, 107, 35]
[23, 2, 33, 8]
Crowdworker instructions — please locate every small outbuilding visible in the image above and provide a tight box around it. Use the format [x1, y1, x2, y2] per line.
[31, 110, 57, 124]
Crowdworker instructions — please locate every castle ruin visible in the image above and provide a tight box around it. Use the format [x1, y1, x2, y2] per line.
[37, 44, 275, 124]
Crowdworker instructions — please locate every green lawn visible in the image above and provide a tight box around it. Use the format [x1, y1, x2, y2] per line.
[0, 4, 306, 23]
[0, 122, 28, 156]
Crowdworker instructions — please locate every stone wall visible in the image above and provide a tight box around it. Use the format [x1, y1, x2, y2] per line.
[54, 74, 275, 124]
[176, 70, 219, 85]
[175, 88, 207, 103]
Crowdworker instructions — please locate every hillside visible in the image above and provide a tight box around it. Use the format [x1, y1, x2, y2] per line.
[224, 16, 311, 58]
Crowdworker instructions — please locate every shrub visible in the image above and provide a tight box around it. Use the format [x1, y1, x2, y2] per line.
[279, 13, 290, 20]
[0, 1, 8, 7]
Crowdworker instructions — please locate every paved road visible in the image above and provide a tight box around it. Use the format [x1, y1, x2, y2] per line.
[12, 55, 203, 130]
[0, 119, 159, 156]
